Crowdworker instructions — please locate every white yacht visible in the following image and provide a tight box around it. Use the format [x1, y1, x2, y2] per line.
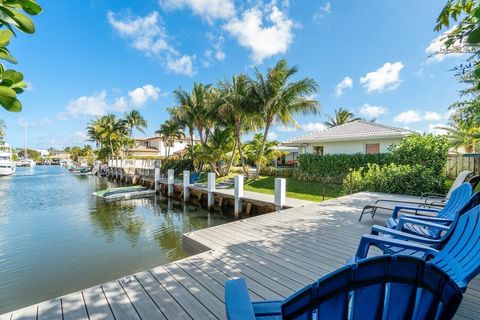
[0, 144, 16, 176]
[16, 158, 36, 167]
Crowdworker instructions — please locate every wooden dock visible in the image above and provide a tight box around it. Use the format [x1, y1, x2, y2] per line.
[2, 192, 479, 319]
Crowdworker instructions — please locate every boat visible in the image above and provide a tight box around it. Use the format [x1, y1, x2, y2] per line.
[0, 144, 16, 176]
[93, 185, 156, 201]
[16, 158, 36, 167]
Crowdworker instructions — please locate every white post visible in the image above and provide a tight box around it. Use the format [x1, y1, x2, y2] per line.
[274, 178, 286, 211]
[183, 170, 190, 202]
[207, 172, 216, 209]
[154, 168, 161, 192]
[167, 169, 174, 197]
[234, 175, 244, 216]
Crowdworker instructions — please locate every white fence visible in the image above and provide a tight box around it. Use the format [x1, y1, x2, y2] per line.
[107, 159, 159, 170]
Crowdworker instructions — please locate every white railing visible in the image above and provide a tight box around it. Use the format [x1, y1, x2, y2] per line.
[108, 159, 159, 169]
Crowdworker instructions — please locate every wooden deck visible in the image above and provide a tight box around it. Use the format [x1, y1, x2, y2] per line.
[2, 192, 479, 319]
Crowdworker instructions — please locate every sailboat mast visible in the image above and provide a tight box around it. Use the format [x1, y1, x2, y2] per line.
[24, 124, 27, 158]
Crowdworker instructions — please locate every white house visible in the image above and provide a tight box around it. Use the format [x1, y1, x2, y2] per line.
[282, 120, 412, 155]
[128, 136, 198, 157]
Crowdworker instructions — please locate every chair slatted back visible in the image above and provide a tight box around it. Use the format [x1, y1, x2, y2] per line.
[281, 256, 462, 320]
[446, 171, 473, 199]
[432, 205, 480, 290]
[427, 183, 473, 239]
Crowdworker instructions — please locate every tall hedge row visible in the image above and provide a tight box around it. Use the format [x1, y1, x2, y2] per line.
[297, 153, 393, 183]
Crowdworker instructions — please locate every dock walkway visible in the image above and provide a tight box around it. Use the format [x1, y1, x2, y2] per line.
[2, 192, 478, 319]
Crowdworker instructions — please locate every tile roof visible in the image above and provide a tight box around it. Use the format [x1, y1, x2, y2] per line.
[283, 120, 413, 144]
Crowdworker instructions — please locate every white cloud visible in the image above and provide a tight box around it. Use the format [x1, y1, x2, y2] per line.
[359, 104, 387, 118]
[304, 122, 326, 132]
[224, 5, 294, 64]
[426, 26, 465, 63]
[360, 62, 404, 92]
[276, 125, 298, 132]
[108, 11, 196, 76]
[107, 11, 173, 56]
[335, 76, 353, 97]
[159, 0, 235, 22]
[74, 131, 89, 142]
[58, 85, 161, 120]
[393, 110, 444, 124]
[313, 2, 331, 20]
[128, 84, 161, 107]
[167, 55, 196, 76]
[267, 131, 278, 140]
[423, 111, 442, 121]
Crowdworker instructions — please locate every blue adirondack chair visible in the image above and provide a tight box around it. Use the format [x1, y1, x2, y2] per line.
[225, 255, 463, 320]
[356, 204, 480, 292]
[190, 172, 200, 184]
[362, 192, 480, 257]
[385, 183, 473, 239]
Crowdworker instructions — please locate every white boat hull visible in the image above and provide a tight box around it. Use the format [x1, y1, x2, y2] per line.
[0, 163, 16, 176]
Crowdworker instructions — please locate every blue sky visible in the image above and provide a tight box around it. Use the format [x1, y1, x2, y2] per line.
[0, 0, 466, 149]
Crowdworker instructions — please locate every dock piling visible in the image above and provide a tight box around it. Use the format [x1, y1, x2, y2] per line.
[234, 175, 244, 216]
[274, 178, 286, 211]
[207, 172, 216, 209]
[154, 168, 161, 192]
[183, 170, 190, 202]
[167, 169, 174, 197]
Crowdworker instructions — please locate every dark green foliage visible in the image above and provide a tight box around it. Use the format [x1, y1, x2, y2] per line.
[160, 158, 194, 174]
[344, 163, 447, 196]
[388, 133, 449, 176]
[298, 153, 393, 183]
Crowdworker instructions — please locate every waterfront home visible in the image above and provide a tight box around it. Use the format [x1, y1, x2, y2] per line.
[282, 120, 413, 155]
[128, 136, 199, 157]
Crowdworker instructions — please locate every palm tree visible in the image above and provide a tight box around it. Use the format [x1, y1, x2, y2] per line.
[87, 114, 128, 157]
[124, 110, 148, 137]
[218, 74, 260, 176]
[0, 119, 6, 143]
[155, 119, 186, 158]
[196, 127, 235, 176]
[250, 59, 320, 178]
[324, 108, 361, 128]
[244, 133, 287, 170]
[436, 124, 480, 153]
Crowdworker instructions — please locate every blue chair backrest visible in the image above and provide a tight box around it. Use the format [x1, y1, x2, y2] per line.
[190, 172, 199, 184]
[439, 183, 473, 220]
[432, 205, 480, 290]
[427, 183, 473, 239]
[281, 255, 462, 320]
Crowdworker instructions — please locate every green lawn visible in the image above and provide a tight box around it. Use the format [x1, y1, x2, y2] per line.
[244, 176, 344, 202]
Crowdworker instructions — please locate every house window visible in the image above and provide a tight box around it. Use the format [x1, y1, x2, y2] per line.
[365, 143, 380, 154]
[314, 146, 324, 155]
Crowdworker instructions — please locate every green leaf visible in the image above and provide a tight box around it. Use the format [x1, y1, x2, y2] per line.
[0, 86, 21, 111]
[0, 29, 13, 47]
[467, 26, 480, 44]
[16, 0, 42, 15]
[0, 48, 17, 64]
[0, 6, 35, 33]
[4, 69, 23, 83]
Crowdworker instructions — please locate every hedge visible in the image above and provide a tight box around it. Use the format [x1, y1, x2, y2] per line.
[160, 158, 194, 174]
[343, 163, 446, 196]
[297, 153, 393, 183]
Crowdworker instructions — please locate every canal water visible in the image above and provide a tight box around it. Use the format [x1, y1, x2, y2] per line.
[0, 166, 233, 314]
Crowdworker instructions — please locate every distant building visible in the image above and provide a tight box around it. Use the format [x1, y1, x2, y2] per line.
[128, 136, 198, 157]
[282, 120, 413, 155]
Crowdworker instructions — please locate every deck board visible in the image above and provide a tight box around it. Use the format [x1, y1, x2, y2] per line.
[3, 192, 480, 319]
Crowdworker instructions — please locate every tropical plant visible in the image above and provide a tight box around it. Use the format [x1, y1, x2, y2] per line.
[324, 108, 362, 128]
[155, 119, 186, 158]
[86, 114, 128, 159]
[0, 118, 5, 142]
[196, 127, 235, 175]
[243, 133, 287, 171]
[0, 0, 42, 112]
[218, 74, 259, 176]
[124, 110, 147, 137]
[436, 124, 480, 152]
[250, 59, 320, 178]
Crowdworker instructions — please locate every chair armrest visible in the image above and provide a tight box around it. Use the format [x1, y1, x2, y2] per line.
[371, 225, 441, 244]
[391, 205, 440, 219]
[399, 214, 452, 223]
[397, 217, 450, 231]
[421, 193, 446, 199]
[225, 278, 256, 320]
[375, 199, 426, 205]
[355, 234, 439, 259]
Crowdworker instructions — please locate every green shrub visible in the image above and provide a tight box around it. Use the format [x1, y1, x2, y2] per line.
[343, 163, 446, 196]
[259, 166, 277, 176]
[389, 133, 449, 176]
[298, 153, 393, 183]
[160, 158, 194, 174]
